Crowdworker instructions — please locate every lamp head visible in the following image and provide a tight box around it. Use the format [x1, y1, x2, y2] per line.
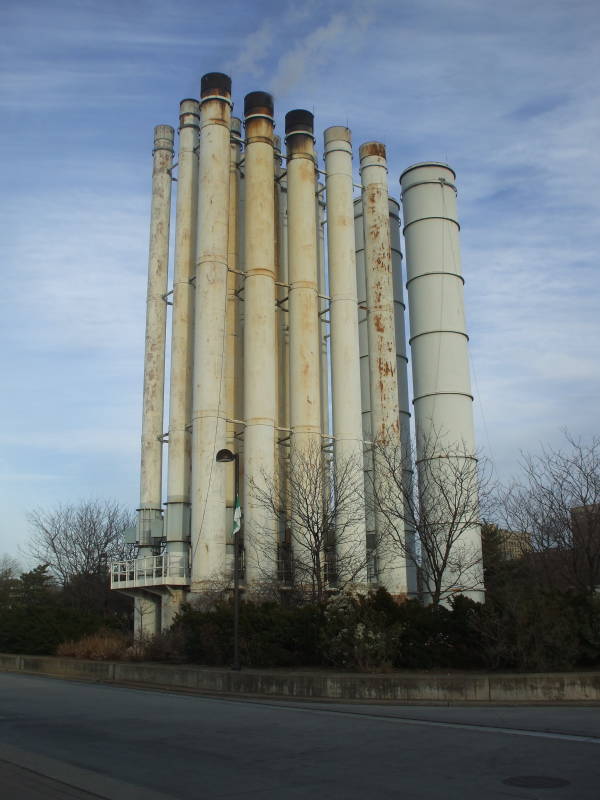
[215, 448, 235, 463]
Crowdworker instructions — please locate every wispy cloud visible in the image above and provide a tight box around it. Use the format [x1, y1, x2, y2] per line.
[270, 13, 354, 96]
[2, 0, 599, 555]
[227, 21, 275, 80]
[273, 1, 380, 97]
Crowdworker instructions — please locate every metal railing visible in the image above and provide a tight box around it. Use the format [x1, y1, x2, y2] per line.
[367, 550, 379, 584]
[277, 542, 294, 584]
[110, 553, 190, 589]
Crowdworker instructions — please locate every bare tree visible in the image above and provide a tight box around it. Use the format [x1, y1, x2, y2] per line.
[0, 554, 21, 607]
[250, 439, 371, 603]
[0, 554, 21, 579]
[500, 432, 600, 595]
[372, 432, 490, 607]
[26, 499, 135, 588]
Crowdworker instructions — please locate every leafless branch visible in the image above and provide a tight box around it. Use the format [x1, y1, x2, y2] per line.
[371, 430, 490, 607]
[499, 432, 600, 595]
[26, 499, 135, 586]
[250, 439, 371, 602]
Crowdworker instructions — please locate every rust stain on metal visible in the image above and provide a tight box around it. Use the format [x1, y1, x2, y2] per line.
[377, 356, 395, 377]
[201, 84, 230, 99]
[362, 142, 386, 159]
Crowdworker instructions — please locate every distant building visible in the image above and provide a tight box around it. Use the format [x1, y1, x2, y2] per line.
[570, 504, 600, 590]
[571, 504, 600, 548]
[482, 524, 531, 565]
[496, 528, 532, 561]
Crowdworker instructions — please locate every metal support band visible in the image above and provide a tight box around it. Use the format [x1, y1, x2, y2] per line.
[200, 94, 234, 107]
[196, 257, 229, 269]
[409, 329, 469, 345]
[416, 453, 478, 465]
[244, 113, 275, 125]
[401, 178, 457, 197]
[412, 390, 474, 403]
[284, 129, 315, 143]
[286, 153, 316, 164]
[323, 142, 352, 157]
[245, 135, 274, 146]
[403, 215, 460, 234]
[406, 270, 465, 287]
[200, 119, 230, 130]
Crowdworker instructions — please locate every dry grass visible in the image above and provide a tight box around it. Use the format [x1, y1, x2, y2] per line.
[56, 628, 186, 663]
[57, 630, 130, 660]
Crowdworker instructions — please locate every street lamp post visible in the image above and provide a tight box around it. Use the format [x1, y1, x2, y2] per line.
[215, 448, 241, 670]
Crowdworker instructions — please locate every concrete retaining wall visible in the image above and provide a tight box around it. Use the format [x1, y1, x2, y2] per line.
[1, 654, 599, 703]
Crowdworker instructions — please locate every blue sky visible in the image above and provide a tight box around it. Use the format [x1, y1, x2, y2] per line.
[2, 0, 599, 560]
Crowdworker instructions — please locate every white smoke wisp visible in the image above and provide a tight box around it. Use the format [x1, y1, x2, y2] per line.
[270, 13, 348, 97]
[227, 20, 275, 79]
[269, 1, 378, 97]
[225, 1, 379, 99]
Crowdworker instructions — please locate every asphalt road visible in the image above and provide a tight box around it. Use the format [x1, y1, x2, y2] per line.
[0, 673, 599, 799]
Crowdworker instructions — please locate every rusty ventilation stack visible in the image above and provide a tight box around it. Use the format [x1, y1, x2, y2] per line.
[113, 72, 484, 634]
[242, 92, 277, 586]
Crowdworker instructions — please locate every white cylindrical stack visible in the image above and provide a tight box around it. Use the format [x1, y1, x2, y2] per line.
[316, 183, 329, 442]
[388, 198, 411, 446]
[274, 136, 289, 448]
[139, 124, 174, 544]
[353, 200, 372, 450]
[388, 198, 417, 597]
[275, 137, 291, 581]
[243, 92, 277, 585]
[353, 199, 377, 582]
[286, 110, 322, 450]
[190, 73, 232, 589]
[121, 79, 487, 629]
[159, 103, 198, 628]
[136, 124, 174, 635]
[274, 135, 289, 447]
[224, 116, 242, 574]
[400, 162, 484, 602]
[324, 127, 367, 586]
[234, 133, 246, 517]
[359, 142, 409, 597]
[285, 109, 322, 580]
[359, 143, 400, 444]
[165, 101, 199, 560]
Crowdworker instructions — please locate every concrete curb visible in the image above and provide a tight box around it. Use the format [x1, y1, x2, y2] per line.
[1, 653, 599, 704]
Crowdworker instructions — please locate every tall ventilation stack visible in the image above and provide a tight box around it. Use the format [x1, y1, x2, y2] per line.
[224, 115, 242, 571]
[388, 198, 418, 596]
[163, 101, 199, 627]
[400, 163, 484, 603]
[243, 92, 277, 585]
[316, 182, 329, 442]
[324, 127, 367, 586]
[190, 73, 232, 590]
[354, 198, 376, 579]
[136, 124, 174, 636]
[316, 180, 331, 579]
[234, 124, 246, 517]
[285, 109, 322, 577]
[354, 197, 416, 590]
[274, 135, 289, 440]
[274, 135, 291, 575]
[359, 142, 410, 597]
[111, 69, 490, 630]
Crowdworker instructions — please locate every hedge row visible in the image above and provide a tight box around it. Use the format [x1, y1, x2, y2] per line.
[171, 588, 600, 672]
